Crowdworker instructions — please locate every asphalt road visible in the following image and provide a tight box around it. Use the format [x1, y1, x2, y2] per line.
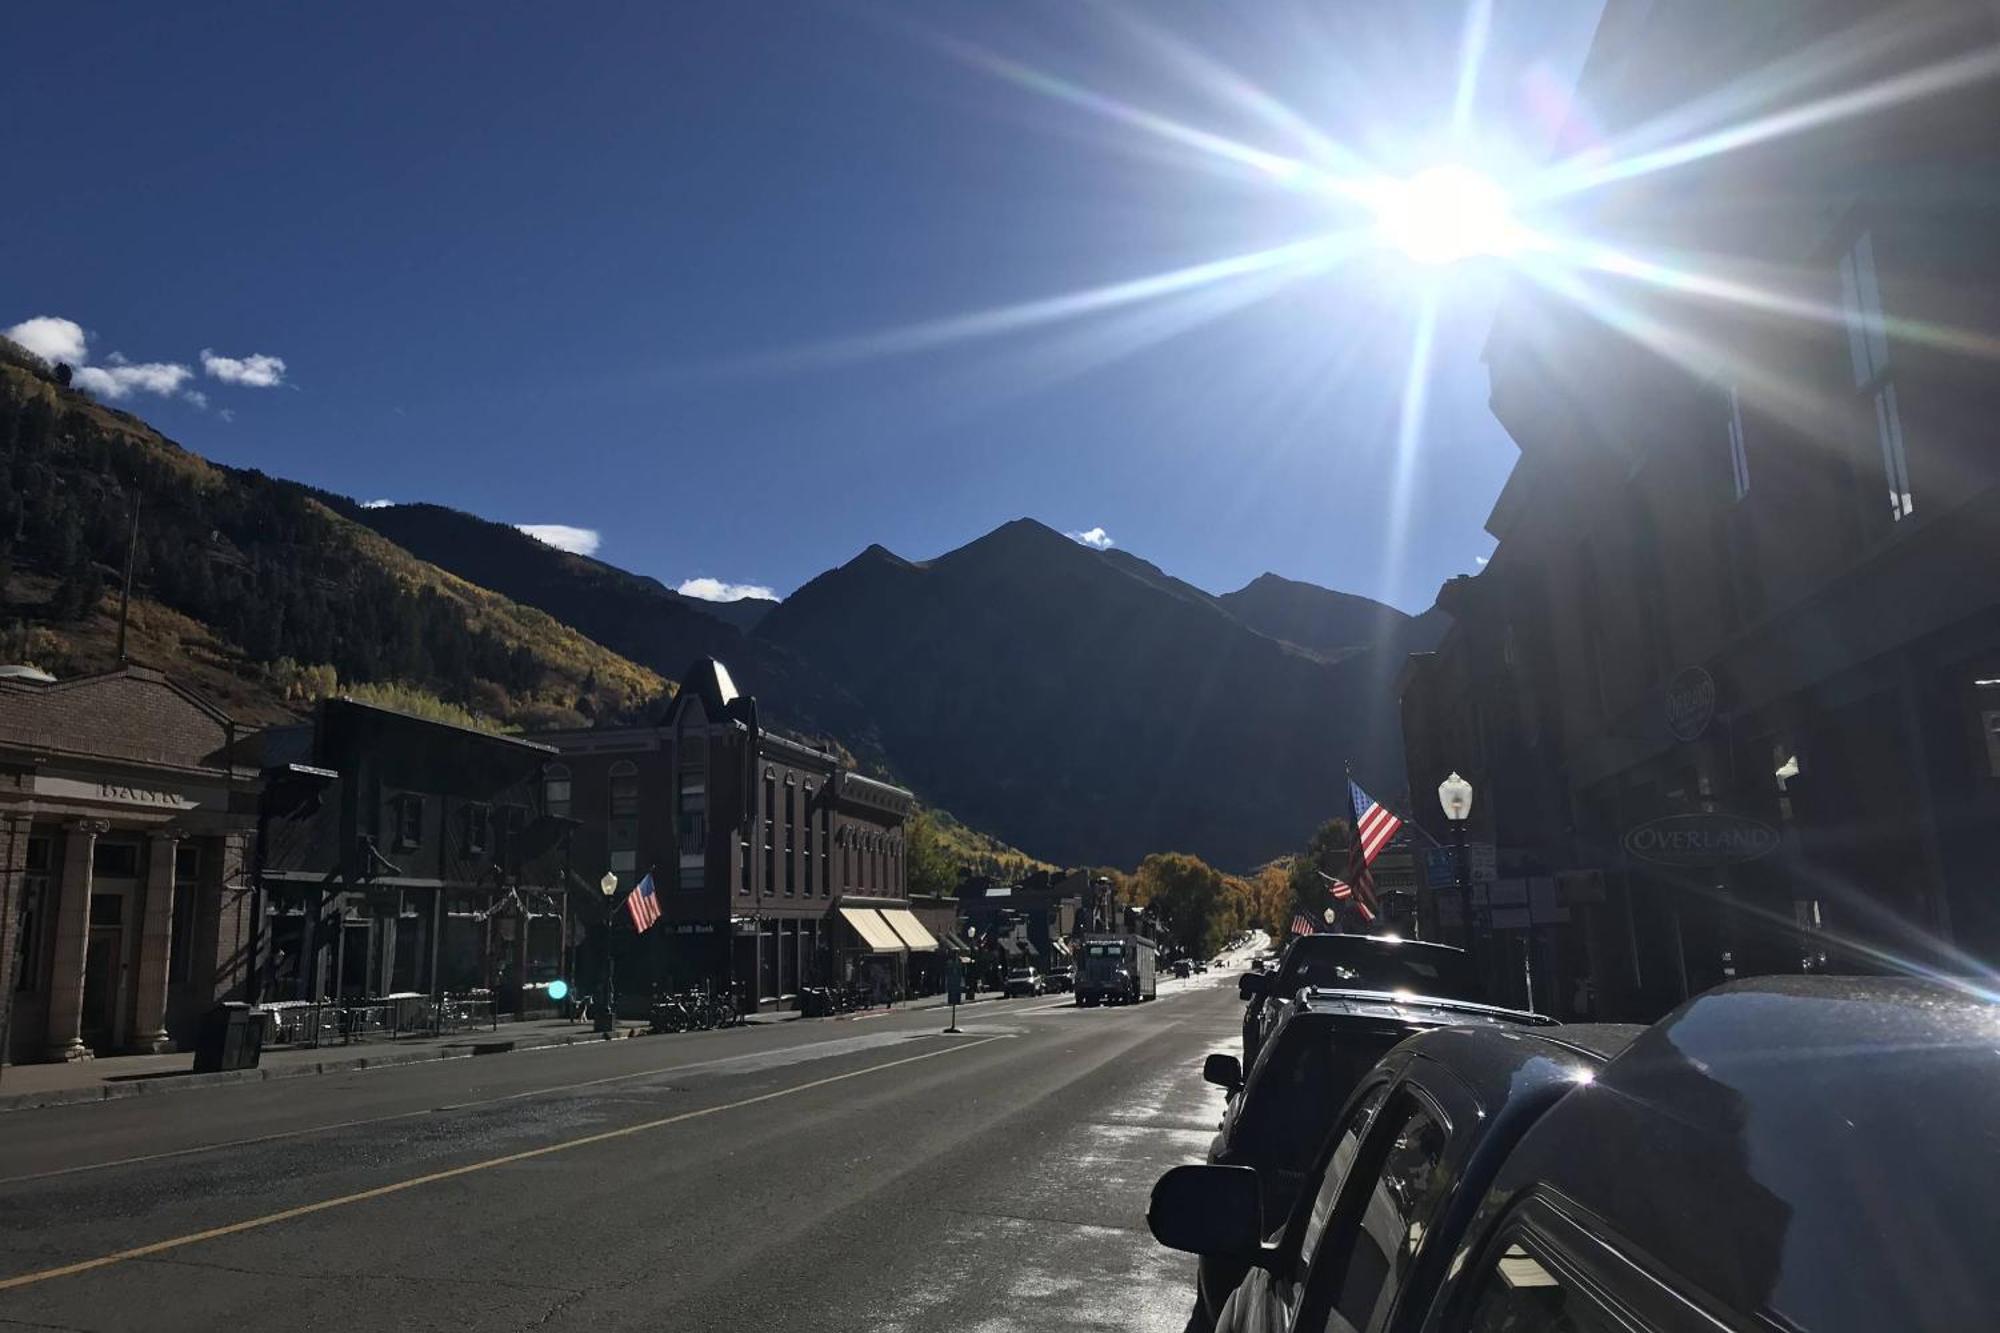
[0, 968, 1250, 1332]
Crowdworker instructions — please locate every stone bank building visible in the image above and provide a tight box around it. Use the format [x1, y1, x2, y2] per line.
[0, 666, 257, 1063]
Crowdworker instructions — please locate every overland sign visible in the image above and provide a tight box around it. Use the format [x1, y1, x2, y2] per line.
[1623, 812, 1779, 867]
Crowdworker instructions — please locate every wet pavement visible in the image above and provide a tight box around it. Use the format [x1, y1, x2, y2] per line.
[0, 971, 1247, 1331]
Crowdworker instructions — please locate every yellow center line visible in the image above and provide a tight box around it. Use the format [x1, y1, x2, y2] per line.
[0, 1034, 1006, 1293]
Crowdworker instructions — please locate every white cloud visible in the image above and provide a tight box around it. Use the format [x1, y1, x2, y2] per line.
[1067, 526, 1115, 550]
[201, 348, 287, 387]
[218, 408, 236, 423]
[182, 388, 208, 410]
[516, 523, 601, 556]
[1474, 555, 1489, 567]
[72, 361, 195, 400]
[678, 577, 777, 603]
[360, 498, 395, 509]
[4, 315, 88, 365]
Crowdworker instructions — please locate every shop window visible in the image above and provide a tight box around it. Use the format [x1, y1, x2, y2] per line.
[543, 764, 572, 819]
[1983, 707, 2000, 779]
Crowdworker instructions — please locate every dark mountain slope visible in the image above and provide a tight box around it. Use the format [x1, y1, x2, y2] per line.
[755, 519, 1410, 869]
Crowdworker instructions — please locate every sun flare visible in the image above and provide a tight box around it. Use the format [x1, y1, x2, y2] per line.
[1372, 164, 1519, 266]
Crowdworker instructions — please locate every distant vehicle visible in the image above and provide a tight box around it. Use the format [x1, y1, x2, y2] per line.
[1189, 986, 1566, 1327]
[1076, 933, 1157, 1005]
[1172, 958, 1194, 979]
[1159, 977, 2000, 1333]
[1238, 935, 1480, 1070]
[1192, 959, 1208, 974]
[1003, 967, 1047, 997]
[1043, 967, 1074, 993]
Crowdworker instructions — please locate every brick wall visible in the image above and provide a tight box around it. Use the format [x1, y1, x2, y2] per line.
[0, 670, 230, 769]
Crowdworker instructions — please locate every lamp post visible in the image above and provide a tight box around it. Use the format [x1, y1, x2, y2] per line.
[596, 871, 619, 1034]
[1437, 772, 1477, 976]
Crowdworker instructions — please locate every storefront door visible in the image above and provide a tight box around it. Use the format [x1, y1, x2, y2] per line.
[81, 894, 128, 1053]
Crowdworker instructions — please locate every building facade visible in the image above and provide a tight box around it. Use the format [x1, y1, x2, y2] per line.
[1400, 0, 2000, 1019]
[255, 697, 571, 1013]
[541, 659, 921, 1009]
[0, 666, 258, 1063]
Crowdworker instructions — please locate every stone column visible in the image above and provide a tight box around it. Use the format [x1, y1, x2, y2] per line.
[129, 832, 179, 1053]
[46, 819, 108, 1062]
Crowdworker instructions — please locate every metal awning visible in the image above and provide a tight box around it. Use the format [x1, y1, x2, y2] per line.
[939, 930, 973, 955]
[879, 908, 939, 952]
[837, 906, 907, 954]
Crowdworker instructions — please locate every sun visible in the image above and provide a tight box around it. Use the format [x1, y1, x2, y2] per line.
[1372, 164, 1520, 266]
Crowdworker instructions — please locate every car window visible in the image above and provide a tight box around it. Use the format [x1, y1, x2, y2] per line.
[1318, 1095, 1454, 1333]
[1458, 1243, 1632, 1333]
[1298, 1083, 1389, 1259]
[1238, 1029, 1397, 1177]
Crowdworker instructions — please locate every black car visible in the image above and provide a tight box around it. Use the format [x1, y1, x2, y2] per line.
[1191, 990, 1571, 1330]
[1156, 975, 2000, 1332]
[1239, 935, 1481, 1069]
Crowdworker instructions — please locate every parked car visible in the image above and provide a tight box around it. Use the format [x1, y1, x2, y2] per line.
[1155, 976, 2000, 1333]
[1192, 959, 1209, 974]
[1003, 968, 1046, 997]
[1239, 935, 1480, 1070]
[1173, 958, 1195, 978]
[1191, 987, 1566, 1328]
[1043, 967, 1074, 993]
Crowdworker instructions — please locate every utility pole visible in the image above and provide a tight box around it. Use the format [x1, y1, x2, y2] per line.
[116, 495, 140, 663]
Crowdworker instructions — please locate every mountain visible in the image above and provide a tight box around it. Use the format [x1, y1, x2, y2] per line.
[754, 518, 1418, 870]
[1217, 571, 1439, 660]
[0, 358, 665, 729]
[336, 501, 873, 754]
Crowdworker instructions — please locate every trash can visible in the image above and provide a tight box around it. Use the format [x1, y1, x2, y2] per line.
[192, 1002, 266, 1073]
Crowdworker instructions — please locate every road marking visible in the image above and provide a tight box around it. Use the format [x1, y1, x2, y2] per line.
[0, 1035, 1006, 1292]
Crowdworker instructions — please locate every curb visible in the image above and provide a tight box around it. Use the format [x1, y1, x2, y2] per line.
[0, 1025, 649, 1115]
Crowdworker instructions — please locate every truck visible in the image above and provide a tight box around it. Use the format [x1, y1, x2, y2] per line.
[1075, 933, 1157, 1006]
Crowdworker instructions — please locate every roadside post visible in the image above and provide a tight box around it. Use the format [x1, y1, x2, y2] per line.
[944, 954, 964, 1034]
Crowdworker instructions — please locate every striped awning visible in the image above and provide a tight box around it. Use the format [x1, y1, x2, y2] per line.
[837, 906, 907, 954]
[878, 908, 940, 952]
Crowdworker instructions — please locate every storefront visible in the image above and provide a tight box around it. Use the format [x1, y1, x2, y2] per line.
[0, 667, 257, 1063]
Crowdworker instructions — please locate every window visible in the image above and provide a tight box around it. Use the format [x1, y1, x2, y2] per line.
[1320, 1095, 1453, 1333]
[1462, 1241, 1629, 1333]
[608, 762, 640, 818]
[1985, 708, 2000, 779]
[464, 803, 490, 856]
[1838, 230, 1913, 521]
[94, 841, 141, 879]
[170, 843, 201, 984]
[1724, 385, 1750, 500]
[784, 778, 797, 896]
[801, 784, 815, 896]
[1299, 1084, 1389, 1265]
[395, 795, 424, 850]
[543, 764, 571, 819]
[14, 836, 51, 992]
[762, 772, 776, 896]
[820, 806, 831, 897]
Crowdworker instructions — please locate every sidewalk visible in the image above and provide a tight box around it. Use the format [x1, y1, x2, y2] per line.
[0, 1015, 650, 1114]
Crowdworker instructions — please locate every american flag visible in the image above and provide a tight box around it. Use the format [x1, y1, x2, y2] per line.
[1290, 913, 1316, 937]
[1349, 779, 1404, 864]
[1328, 877, 1353, 900]
[623, 872, 661, 933]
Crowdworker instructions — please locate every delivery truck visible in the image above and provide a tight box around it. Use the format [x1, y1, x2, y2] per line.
[1075, 933, 1158, 1006]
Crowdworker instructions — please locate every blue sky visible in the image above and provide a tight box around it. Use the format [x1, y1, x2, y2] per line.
[3, 2, 1602, 612]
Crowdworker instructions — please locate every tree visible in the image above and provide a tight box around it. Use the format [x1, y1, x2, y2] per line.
[904, 810, 959, 899]
[1131, 852, 1231, 959]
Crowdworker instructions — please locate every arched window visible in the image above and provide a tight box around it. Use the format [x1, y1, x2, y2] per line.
[784, 776, 797, 896]
[543, 764, 572, 820]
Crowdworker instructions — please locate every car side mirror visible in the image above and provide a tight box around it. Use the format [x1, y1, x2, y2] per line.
[1239, 973, 1268, 1001]
[1203, 1053, 1243, 1091]
[1148, 1165, 1267, 1263]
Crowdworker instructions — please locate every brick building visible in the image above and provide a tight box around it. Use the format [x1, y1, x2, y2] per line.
[0, 666, 258, 1063]
[539, 659, 922, 1009]
[255, 697, 572, 1013]
[1400, 1, 2000, 1018]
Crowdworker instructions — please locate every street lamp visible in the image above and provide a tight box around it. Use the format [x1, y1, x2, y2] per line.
[1437, 773, 1478, 973]
[596, 871, 619, 1034]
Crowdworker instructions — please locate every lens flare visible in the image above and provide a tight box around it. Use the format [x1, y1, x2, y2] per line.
[1372, 165, 1519, 266]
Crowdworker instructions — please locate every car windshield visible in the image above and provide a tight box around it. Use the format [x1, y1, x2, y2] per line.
[7, 3, 1993, 1328]
[1284, 941, 1482, 1003]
